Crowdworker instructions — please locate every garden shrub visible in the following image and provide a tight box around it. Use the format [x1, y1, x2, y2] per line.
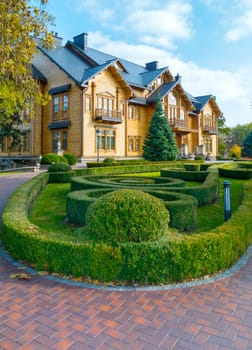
[184, 163, 201, 171]
[48, 162, 72, 183]
[1, 170, 252, 285]
[103, 157, 117, 166]
[67, 188, 197, 231]
[63, 152, 77, 165]
[85, 189, 169, 243]
[40, 153, 68, 165]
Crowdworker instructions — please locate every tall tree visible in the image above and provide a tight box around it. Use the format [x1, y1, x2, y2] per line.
[231, 123, 252, 147]
[143, 98, 178, 161]
[242, 130, 252, 158]
[0, 0, 53, 124]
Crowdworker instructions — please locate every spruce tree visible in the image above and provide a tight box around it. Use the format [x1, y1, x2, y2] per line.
[242, 130, 252, 157]
[143, 98, 178, 161]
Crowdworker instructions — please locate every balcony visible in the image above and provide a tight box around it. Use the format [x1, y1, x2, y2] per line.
[168, 118, 197, 135]
[94, 108, 123, 124]
[203, 124, 218, 135]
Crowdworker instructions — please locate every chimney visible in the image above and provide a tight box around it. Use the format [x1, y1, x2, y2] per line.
[53, 33, 63, 48]
[145, 61, 158, 71]
[73, 33, 88, 51]
[175, 73, 181, 83]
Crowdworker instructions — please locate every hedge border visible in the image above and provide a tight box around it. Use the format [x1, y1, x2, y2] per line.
[1, 164, 252, 284]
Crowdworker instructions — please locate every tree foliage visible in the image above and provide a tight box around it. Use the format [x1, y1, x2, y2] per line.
[231, 123, 252, 147]
[218, 113, 231, 135]
[242, 130, 252, 158]
[0, 0, 53, 124]
[0, 112, 23, 152]
[143, 98, 178, 161]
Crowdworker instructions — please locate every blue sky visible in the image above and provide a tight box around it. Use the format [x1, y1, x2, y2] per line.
[45, 0, 252, 127]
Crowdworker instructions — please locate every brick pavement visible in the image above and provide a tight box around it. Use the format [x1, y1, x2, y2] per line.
[1, 173, 252, 349]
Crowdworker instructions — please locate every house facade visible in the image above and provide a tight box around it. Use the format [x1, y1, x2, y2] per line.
[0, 32, 222, 161]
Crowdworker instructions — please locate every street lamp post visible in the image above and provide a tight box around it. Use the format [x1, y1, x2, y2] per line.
[223, 181, 231, 221]
[96, 129, 101, 163]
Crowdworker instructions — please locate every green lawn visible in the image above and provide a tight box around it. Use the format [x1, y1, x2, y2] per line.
[29, 177, 244, 235]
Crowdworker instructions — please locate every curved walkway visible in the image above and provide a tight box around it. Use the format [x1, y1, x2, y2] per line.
[1, 173, 252, 349]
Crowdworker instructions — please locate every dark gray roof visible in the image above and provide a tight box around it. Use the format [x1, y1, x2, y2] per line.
[187, 94, 213, 112]
[147, 81, 178, 104]
[39, 46, 92, 84]
[32, 65, 47, 82]
[48, 84, 71, 95]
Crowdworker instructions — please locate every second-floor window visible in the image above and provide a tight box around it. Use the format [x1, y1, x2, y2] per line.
[52, 94, 69, 120]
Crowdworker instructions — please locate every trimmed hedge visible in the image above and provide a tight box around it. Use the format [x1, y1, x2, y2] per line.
[48, 162, 72, 183]
[71, 175, 185, 192]
[218, 162, 252, 179]
[1, 172, 252, 284]
[67, 188, 198, 231]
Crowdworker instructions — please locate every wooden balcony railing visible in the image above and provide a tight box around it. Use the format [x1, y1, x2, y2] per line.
[169, 118, 188, 128]
[203, 124, 218, 134]
[94, 108, 123, 124]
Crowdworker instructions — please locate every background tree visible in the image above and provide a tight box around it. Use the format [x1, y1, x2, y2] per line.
[242, 130, 252, 158]
[231, 123, 252, 147]
[143, 98, 178, 161]
[218, 113, 231, 135]
[0, 0, 53, 124]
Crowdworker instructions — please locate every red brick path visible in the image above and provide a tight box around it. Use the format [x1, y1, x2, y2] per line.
[1, 173, 252, 349]
[1, 254, 252, 349]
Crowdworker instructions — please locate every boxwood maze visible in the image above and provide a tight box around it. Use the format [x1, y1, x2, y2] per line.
[1, 164, 252, 285]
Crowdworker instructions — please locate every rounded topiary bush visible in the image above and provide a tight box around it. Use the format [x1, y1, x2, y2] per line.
[103, 157, 117, 166]
[63, 152, 77, 165]
[48, 162, 72, 183]
[85, 189, 169, 243]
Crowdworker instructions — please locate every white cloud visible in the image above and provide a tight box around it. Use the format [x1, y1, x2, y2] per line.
[124, 1, 193, 49]
[75, 0, 193, 49]
[226, 9, 252, 41]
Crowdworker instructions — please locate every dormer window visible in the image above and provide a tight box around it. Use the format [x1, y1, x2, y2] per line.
[157, 77, 162, 86]
[169, 91, 177, 105]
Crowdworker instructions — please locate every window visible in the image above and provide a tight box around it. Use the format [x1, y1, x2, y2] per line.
[52, 94, 69, 120]
[62, 131, 68, 150]
[128, 136, 141, 152]
[128, 106, 133, 120]
[52, 130, 68, 152]
[96, 128, 115, 151]
[120, 101, 125, 116]
[157, 77, 162, 86]
[53, 96, 59, 120]
[203, 136, 212, 153]
[180, 109, 185, 120]
[62, 95, 69, 118]
[168, 91, 177, 105]
[85, 96, 91, 111]
[135, 107, 140, 120]
[23, 131, 30, 152]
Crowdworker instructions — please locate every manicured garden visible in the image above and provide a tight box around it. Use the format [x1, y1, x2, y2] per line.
[1, 161, 252, 285]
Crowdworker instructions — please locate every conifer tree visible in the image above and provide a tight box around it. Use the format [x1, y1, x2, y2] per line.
[143, 98, 178, 161]
[242, 130, 252, 157]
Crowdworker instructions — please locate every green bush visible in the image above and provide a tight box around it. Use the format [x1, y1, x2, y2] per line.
[85, 189, 169, 243]
[63, 152, 77, 165]
[67, 188, 197, 231]
[48, 162, 72, 183]
[40, 153, 68, 165]
[103, 157, 117, 166]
